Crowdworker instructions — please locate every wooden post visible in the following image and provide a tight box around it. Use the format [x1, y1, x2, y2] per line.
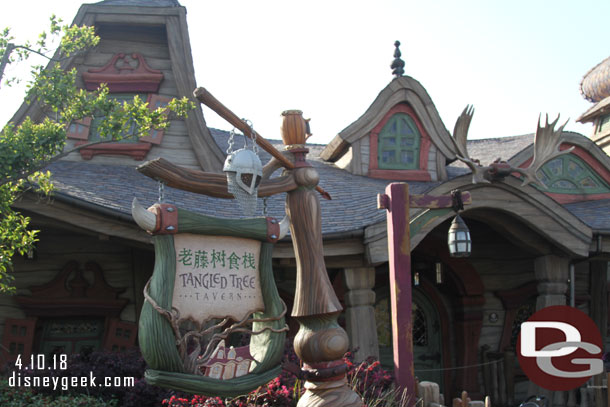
[378, 183, 415, 401]
[281, 112, 362, 407]
[378, 183, 472, 402]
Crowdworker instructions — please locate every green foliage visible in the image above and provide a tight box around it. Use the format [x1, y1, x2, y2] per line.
[0, 16, 195, 293]
[0, 379, 118, 407]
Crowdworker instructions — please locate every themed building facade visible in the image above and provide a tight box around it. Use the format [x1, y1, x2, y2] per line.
[0, 1, 609, 406]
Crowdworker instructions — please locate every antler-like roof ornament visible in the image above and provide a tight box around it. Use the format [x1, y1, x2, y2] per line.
[513, 114, 573, 187]
[450, 107, 574, 187]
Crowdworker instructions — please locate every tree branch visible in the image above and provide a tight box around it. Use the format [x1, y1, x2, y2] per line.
[0, 139, 134, 187]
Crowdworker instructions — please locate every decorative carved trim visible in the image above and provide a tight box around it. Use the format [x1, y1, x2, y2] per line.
[368, 103, 433, 181]
[75, 141, 152, 160]
[82, 53, 164, 93]
[16, 261, 128, 317]
[73, 94, 170, 160]
[544, 192, 610, 204]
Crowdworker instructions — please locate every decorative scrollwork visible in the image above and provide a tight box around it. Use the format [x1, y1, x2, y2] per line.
[143, 278, 288, 375]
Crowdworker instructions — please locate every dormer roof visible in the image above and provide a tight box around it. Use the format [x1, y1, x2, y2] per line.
[320, 75, 456, 162]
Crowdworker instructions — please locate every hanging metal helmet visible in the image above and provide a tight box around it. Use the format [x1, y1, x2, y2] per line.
[223, 148, 263, 195]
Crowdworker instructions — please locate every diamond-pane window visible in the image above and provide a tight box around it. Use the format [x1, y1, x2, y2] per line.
[412, 305, 428, 346]
[510, 302, 535, 349]
[375, 297, 392, 347]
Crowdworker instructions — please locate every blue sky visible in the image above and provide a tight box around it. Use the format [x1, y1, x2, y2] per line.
[0, 0, 608, 146]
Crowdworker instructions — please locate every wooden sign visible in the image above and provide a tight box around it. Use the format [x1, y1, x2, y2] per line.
[173, 234, 264, 321]
[134, 202, 287, 397]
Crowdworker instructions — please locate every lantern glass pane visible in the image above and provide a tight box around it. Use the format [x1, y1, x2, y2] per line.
[458, 242, 467, 253]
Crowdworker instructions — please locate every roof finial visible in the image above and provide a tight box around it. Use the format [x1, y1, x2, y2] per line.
[391, 40, 405, 78]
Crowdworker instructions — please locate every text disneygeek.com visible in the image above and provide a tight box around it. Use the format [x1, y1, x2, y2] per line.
[8, 354, 135, 391]
[8, 371, 135, 391]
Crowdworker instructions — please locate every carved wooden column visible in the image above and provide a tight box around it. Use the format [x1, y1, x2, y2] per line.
[529, 254, 570, 407]
[280, 109, 362, 407]
[287, 164, 363, 407]
[343, 267, 379, 362]
[534, 255, 569, 310]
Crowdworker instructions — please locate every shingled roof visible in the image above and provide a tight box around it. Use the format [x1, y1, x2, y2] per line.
[448, 134, 534, 169]
[44, 129, 610, 237]
[94, 0, 181, 6]
[47, 129, 438, 236]
[564, 199, 610, 233]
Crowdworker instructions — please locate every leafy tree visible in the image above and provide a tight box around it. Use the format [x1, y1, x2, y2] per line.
[0, 16, 193, 293]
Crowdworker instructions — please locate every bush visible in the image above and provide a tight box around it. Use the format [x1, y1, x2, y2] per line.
[6, 348, 171, 407]
[0, 379, 117, 406]
[3, 340, 405, 406]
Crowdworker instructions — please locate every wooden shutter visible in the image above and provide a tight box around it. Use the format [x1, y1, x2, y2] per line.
[140, 95, 171, 145]
[1, 317, 37, 363]
[103, 318, 137, 352]
[66, 117, 92, 140]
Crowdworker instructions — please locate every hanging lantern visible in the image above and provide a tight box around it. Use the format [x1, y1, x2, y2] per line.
[448, 214, 471, 257]
[448, 189, 471, 257]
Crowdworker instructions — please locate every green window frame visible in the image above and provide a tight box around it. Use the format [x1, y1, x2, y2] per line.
[378, 113, 421, 170]
[536, 155, 610, 194]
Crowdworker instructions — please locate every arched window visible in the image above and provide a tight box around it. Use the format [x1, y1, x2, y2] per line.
[378, 113, 421, 170]
[536, 155, 610, 194]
